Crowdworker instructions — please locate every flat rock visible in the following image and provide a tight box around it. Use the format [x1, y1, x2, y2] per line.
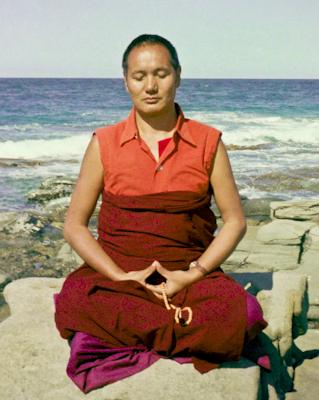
[270, 200, 319, 222]
[246, 244, 299, 271]
[223, 224, 300, 271]
[256, 219, 314, 245]
[0, 272, 309, 400]
[0, 278, 261, 400]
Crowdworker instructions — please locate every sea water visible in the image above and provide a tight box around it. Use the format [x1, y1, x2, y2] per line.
[0, 78, 318, 211]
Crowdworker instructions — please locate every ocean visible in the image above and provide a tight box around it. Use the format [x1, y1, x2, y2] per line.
[0, 78, 318, 212]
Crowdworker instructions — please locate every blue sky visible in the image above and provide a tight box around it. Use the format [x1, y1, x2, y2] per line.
[1, 0, 318, 78]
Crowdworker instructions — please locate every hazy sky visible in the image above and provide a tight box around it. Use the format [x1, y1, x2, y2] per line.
[1, 0, 318, 78]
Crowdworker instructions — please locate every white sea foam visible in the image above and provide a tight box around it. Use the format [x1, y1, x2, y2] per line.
[0, 123, 43, 132]
[187, 111, 319, 145]
[239, 185, 319, 201]
[0, 110, 318, 163]
[0, 134, 90, 159]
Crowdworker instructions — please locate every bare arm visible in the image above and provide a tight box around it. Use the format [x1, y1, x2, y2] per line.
[63, 134, 126, 280]
[186, 138, 247, 281]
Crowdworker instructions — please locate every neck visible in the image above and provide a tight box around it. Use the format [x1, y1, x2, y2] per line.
[135, 103, 178, 137]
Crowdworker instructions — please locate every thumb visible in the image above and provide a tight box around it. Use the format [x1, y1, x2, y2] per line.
[155, 262, 168, 277]
[151, 260, 159, 266]
[146, 262, 157, 274]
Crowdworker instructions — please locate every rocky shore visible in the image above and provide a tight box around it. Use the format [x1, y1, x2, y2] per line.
[0, 176, 90, 321]
[0, 175, 318, 399]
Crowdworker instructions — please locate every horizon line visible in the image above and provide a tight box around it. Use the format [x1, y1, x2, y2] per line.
[0, 76, 318, 80]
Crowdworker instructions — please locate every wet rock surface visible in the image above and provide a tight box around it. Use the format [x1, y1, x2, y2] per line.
[26, 176, 77, 203]
[0, 176, 100, 321]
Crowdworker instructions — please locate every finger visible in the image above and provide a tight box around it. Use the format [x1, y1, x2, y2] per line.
[149, 262, 159, 271]
[153, 292, 163, 299]
[151, 260, 159, 267]
[152, 260, 163, 268]
[153, 290, 171, 302]
[145, 283, 165, 294]
[144, 283, 163, 298]
[145, 264, 156, 276]
[152, 284, 174, 301]
[155, 263, 169, 277]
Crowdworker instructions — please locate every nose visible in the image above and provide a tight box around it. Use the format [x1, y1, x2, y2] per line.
[145, 76, 158, 93]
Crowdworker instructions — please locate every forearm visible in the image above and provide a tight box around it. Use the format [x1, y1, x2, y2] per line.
[64, 225, 126, 281]
[186, 219, 247, 282]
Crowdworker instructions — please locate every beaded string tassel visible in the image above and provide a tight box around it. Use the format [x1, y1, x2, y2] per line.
[159, 280, 253, 327]
[160, 282, 193, 326]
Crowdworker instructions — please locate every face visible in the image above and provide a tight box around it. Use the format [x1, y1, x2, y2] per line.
[123, 43, 181, 115]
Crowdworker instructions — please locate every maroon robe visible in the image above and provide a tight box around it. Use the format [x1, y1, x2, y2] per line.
[54, 189, 251, 373]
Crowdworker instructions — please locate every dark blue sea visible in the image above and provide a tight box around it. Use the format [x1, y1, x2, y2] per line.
[0, 78, 318, 211]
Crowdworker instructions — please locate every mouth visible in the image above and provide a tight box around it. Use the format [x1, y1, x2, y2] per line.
[144, 97, 161, 103]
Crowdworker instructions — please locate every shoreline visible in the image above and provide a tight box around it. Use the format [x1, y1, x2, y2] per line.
[1, 151, 319, 213]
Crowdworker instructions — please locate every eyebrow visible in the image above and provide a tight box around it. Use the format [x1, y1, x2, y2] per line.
[131, 67, 170, 74]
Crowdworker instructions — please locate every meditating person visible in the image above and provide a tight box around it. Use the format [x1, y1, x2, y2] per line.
[54, 33, 268, 393]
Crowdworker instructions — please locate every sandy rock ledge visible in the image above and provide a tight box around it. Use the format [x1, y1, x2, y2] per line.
[0, 278, 260, 400]
[0, 271, 312, 400]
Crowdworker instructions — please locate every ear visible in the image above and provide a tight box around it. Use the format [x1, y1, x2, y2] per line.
[175, 66, 181, 88]
[123, 73, 129, 93]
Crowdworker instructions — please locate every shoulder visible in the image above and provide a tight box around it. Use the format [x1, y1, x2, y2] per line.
[183, 117, 222, 157]
[183, 116, 223, 173]
[92, 118, 127, 153]
[91, 119, 127, 169]
[94, 119, 126, 138]
[185, 117, 222, 141]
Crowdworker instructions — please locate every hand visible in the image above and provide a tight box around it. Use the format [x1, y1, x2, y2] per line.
[117, 261, 161, 297]
[144, 261, 194, 301]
